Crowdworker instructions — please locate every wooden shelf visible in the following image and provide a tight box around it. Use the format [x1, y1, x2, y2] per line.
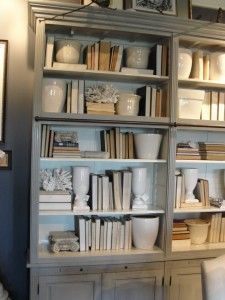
[39, 208, 165, 216]
[174, 206, 225, 213]
[172, 241, 225, 253]
[44, 67, 169, 84]
[178, 78, 225, 89]
[176, 160, 225, 164]
[177, 118, 225, 128]
[40, 158, 167, 163]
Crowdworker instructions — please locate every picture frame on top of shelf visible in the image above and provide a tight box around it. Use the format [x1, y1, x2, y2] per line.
[0, 40, 8, 143]
[125, 0, 177, 16]
[0, 150, 12, 170]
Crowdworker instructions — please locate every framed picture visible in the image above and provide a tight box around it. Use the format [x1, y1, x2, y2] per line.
[0, 40, 8, 143]
[126, 0, 177, 16]
[0, 150, 12, 170]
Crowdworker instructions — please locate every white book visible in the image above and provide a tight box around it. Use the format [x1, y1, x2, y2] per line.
[95, 217, 101, 250]
[52, 62, 87, 71]
[66, 81, 72, 113]
[122, 171, 132, 210]
[156, 44, 162, 76]
[91, 174, 98, 211]
[45, 35, 54, 68]
[111, 219, 118, 250]
[151, 87, 157, 117]
[103, 218, 108, 250]
[120, 224, 125, 249]
[100, 224, 104, 250]
[94, 42, 99, 71]
[97, 176, 102, 210]
[113, 171, 122, 210]
[91, 219, 96, 251]
[124, 218, 131, 250]
[39, 191, 71, 203]
[102, 176, 110, 211]
[109, 181, 114, 210]
[210, 91, 219, 121]
[39, 202, 71, 210]
[85, 217, 90, 251]
[116, 221, 121, 250]
[88, 218, 92, 248]
[106, 219, 113, 250]
[121, 67, 154, 75]
[71, 80, 78, 114]
[79, 217, 86, 252]
[78, 80, 84, 114]
[218, 91, 225, 121]
[41, 125, 47, 158]
[201, 91, 211, 120]
[114, 45, 123, 72]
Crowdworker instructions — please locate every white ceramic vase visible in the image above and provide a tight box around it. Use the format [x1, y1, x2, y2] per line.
[134, 133, 162, 159]
[131, 167, 148, 210]
[73, 167, 90, 211]
[132, 216, 159, 249]
[183, 169, 198, 202]
[42, 78, 66, 113]
[210, 52, 225, 82]
[178, 48, 192, 79]
[125, 46, 150, 69]
[116, 93, 140, 116]
[185, 219, 210, 245]
[55, 39, 81, 64]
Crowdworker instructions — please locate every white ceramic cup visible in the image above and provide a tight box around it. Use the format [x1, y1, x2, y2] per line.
[125, 47, 150, 69]
[116, 93, 140, 116]
[185, 219, 210, 245]
[55, 40, 81, 64]
[132, 216, 159, 249]
[178, 48, 192, 79]
[210, 52, 225, 82]
[134, 133, 162, 159]
[73, 167, 90, 196]
[42, 78, 66, 113]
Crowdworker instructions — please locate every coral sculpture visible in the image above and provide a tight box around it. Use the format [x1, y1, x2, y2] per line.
[40, 168, 72, 192]
[85, 84, 119, 104]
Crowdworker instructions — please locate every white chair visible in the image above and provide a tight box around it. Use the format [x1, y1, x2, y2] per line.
[201, 255, 225, 300]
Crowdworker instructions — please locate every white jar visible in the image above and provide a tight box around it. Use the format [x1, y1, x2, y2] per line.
[125, 47, 150, 69]
[116, 93, 140, 116]
[178, 48, 192, 79]
[55, 40, 81, 64]
[42, 78, 66, 113]
[134, 133, 162, 159]
[132, 216, 159, 249]
[210, 52, 225, 82]
[185, 219, 210, 245]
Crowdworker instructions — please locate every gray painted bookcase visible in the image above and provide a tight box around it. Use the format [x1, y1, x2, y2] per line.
[28, 1, 225, 299]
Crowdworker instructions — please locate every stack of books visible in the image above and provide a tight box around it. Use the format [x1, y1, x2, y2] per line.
[199, 142, 225, 160]
[207, 213, 225, 243]
[65, 80, 85, 114]
[52, 132, 81, 158]
[172, 220, 191, 248]
[90, 170, 132, 211]
[176, 142, 201, 160]
[86, 102, 115, 115]
[84, 41, 123, 72]
[100, 128, 134, 159]
[76, 216, 132, 252]
[39, 191, 72, 211]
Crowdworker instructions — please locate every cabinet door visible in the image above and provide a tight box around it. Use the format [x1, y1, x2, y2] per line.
[169, 267, 202, 300]
[39, 274, 101, 300]
[102, 270, 164, 300]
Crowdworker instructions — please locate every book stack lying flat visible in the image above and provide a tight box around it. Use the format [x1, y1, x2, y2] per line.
[176, 142, 201, 160]
[39, 191, 72, 211]
[207, 213, 225, 243]
[172, 220, 191, 248]
[100, 128, 134, 159]
[86, 102, 115, 115]
[199, 142, 225, 160]
[52, 131, 81, 158]
[76, 215, 132, 252]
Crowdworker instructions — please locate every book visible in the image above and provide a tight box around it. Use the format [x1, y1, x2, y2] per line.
[97, 176, 102, 210]
[71, 80, 78, 113]
[121, 67, 154, 75]
[175, 175, 182, 209]
[78, 80, 84, 114]
[109, 129, 115, 159]
[201, 91, 210, 120]
[41, 125, 47, 158]
[137, 85, 151, 117]
[155, 89, 161, 117]
[99, 41, 111, 71]
[122, 171, 132, 210]
[52, 62, 87, 71]
[102, 175, 110, 211]
[91, 218, 96, 251]
[151, 87, 157, 117]
[218, 91, 225, 121]
[66, 81, 72, 113]
[112, 171, 122, 210]
[85, 217, 90, 251]
[114, 45, 123, 72]
[111, 218, 118, 250]
[161, 45, 168, 76]
[39, 202, 72, 210]
[149, 44, 162, 76]
[44, 125, 51, 157]
[91, 174, 98, 211]
[39, 191, 71, 203]
[45, 35, 54, 68]
[48, 130, 55, 157]
[94, 42, 99, 71]
[95, 217, 101, 250]
[210, 91, 219, 121]
[106, 218, 112, 250]
[78, 217, 86, 252]
[115, 127, 120, 159]
[128, 132, 134, 159]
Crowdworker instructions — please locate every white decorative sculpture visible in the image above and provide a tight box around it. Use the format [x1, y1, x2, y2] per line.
[73, 167, 90, 211]
[85, 84, 119, 104]
[131, 167, 149, 210]
[183, 168, 199, 203]
[40, 169, 72, 192]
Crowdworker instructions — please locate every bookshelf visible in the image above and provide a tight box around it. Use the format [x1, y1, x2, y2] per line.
[29, 1, 225, 299]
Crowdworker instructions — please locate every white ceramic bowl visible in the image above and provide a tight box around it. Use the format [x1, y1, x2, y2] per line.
[55, 40, 81, 64]
[178, 48, 192, 79]
[185, 219, 210, 245]
[210, 52, 225, 82]
[116, 93, 140, 116]
[134, 133, 162, 159]
[42, 78, 66, 113]
[132, 216, 159, 249]
[125, 47, 150, 69]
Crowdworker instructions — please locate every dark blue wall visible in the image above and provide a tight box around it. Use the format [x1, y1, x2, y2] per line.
[0, 0, 34, 299]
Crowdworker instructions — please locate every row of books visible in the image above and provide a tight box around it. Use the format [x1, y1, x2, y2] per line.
[207, 213, 225, 243]
[176, 142, 200, 160]
[39, 191, 72, 211]
[76, 216, 132, 252]
[65, 80, 84, 114]
[175, 170, 210, 209]
[137, 86, 167, 117]
[201, 91, 225, 122]
[91, 170, 132, 211]
[199, 142, 225, 161]
[100, 128, 134, 159]
[40, 127, 80, 158]
[172, 220, 191, 248]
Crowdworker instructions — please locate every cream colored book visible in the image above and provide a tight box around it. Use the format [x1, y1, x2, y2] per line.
[219, 217, 225, 242]
[45, 35, 54, 68]
[201, 91, 211, 120]
[210, 91, 219, 121]
[52, 62, 87, 71]
[218, 91, 225, 121]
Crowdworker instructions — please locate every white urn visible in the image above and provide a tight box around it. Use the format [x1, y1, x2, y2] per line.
[73, 167, 90, 211]
[178, 48, 192, 79]
[125, 46, 150, 69]
[132, 216, 159, 249]
[42, 78, 66, 113]
[131, 167, 149, 210]
[210, 52, 225, 82]
[182, 168, 198, 203]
